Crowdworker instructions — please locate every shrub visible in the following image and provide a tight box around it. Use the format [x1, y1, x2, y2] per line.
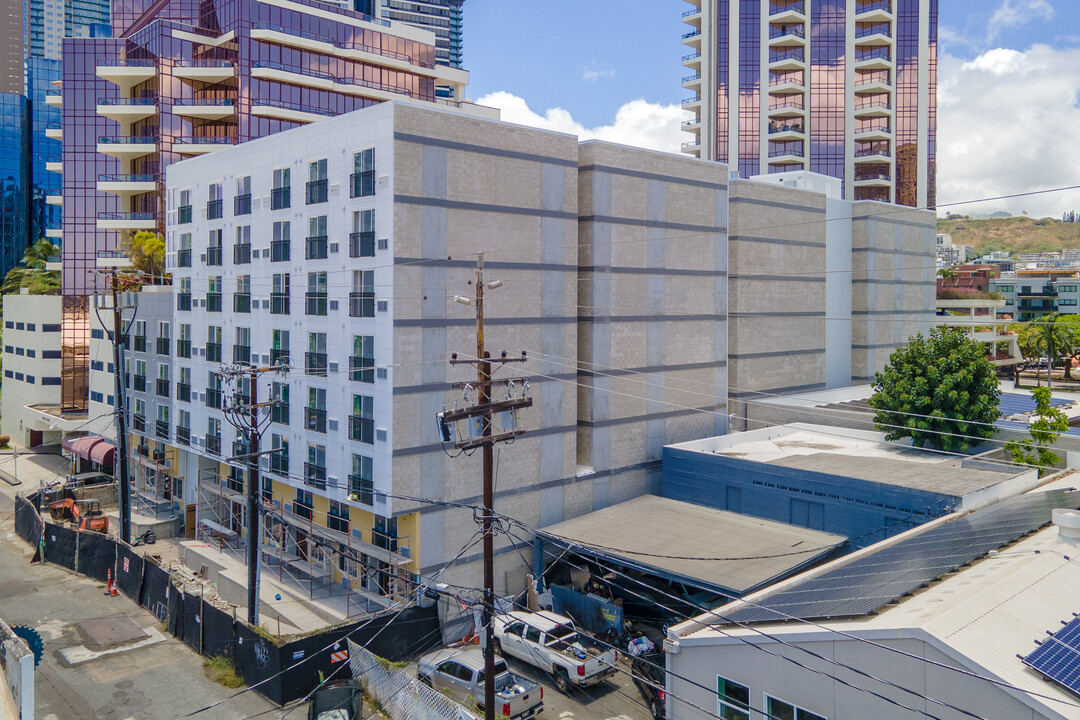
[203, 655, 244, 688]
[0, 436, 11, 448]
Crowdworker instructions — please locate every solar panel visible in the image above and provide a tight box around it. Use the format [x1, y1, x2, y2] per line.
[1023, 615, 1080, 698]
[998, 392, 1071, 418]
[722, 489, 1080, 624]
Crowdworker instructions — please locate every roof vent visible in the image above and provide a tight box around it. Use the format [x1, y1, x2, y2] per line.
[1053, 508, 1080, 548]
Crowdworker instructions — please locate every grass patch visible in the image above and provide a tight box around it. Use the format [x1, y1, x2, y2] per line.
[203, 655, 244, 688]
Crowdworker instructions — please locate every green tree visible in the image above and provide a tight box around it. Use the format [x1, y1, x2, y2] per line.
[936, 266, 957, 281]
[0, 239, 60, 296]
[868, 328, 1001, 452]
[123, 230, 166, 281]
[1025, 315, 1075, 388]
[1005, 386, 1068, 469]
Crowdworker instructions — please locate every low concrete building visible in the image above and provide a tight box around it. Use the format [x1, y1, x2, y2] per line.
[666, 485, 1080, 720]
[663, 423, 1040, 548]
[936, 297, 1022, 368]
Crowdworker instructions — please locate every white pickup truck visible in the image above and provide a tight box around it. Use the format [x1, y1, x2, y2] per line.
[493, 611, 617, 694]
[417, 648, 544, 720]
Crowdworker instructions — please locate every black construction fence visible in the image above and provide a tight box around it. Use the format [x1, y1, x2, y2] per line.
[12, 493, 441, 705]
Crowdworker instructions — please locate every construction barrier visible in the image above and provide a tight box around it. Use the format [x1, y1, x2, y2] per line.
[348, 639, 480, 720]
[11, 496, 443, 706]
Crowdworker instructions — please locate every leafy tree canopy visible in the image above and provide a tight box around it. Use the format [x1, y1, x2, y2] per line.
[123, 231, 166, 280]
[1005, 386, 1068, 469]
[0, 239, 60, 296]
[869, 328, 1001, 452]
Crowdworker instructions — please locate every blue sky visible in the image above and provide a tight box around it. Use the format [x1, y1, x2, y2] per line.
[463, 1, 1080, 216]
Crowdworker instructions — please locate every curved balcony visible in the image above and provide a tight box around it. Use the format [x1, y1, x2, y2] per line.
[854, 148, 892, 163]
[97, 97, 158, 123]
[855, 0, 893, 23]
[855, 47, 893, 71]
[768, 121, 805, 142]
[768, 148, 806, 166]
[172, 97, 236, 120]
[45, 123, 62, 140]
[854, 98, 892, 118]
[96, 59, 156, 89]
[770, 2, 806, 23]
[769, 48, 806, 72]
[769, 25, 806, 48]
[854, 24, 893, 47]
[97, 211, 158, 230]
[97, 135, 157, 159]
[172, 136, 234, 155]
[172, 60, 236, 84]
[768, 101, 805, 119]
[250, 99, 337, 125]
[854, 76, 893, 95]
[248, 22, 435, 73]
[854, 125, 892, 142]
[97, 173, 157, 196]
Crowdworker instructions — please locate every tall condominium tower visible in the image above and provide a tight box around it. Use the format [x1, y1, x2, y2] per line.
[681, 0, 937, 207]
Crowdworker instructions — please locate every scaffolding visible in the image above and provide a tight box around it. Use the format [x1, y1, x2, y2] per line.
[194, 466, 245, 550]
[131, 445, 175, 520]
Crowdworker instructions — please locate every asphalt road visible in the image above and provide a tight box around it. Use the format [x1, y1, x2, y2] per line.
[0, 497, 276, 720]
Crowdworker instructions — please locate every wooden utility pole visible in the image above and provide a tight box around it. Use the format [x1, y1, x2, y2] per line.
[442, 253, 531, 720]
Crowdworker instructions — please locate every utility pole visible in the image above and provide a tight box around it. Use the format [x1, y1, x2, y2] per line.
[91, 270, 140, 545]
[222, 360, 287, 626]
[441, 253, 532, 720]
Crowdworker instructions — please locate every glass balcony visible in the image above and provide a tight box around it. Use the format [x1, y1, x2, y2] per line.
[306, 235, 328, 260]
[769, 25, 805, 39]
[349, 416, 374, 444]
[350, 231, 375, 258]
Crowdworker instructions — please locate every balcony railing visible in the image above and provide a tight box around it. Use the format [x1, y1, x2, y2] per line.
[350, 292, 375, 318]
[206, 342, 222, 363]
[177, 248, 192, 267]
[206, 199, 223, 219]
[176, 426, 190, 446]
[156, 378, 170, 397]
[174, 136, 233, 147]
[178, 293, 192, 311]
[306, 235, 328, 260]
[233, 243, 252, 265]
[270, 349, 289, 367]
[133, 335, 146, 353]
[271, 239, 290, 262]
[305, 293, 327, 316]
[206, 292, 222, 312]
[205, 387, 222, 409]
[205, 435, 221, 456]
[269, 451, 288, 475]
[769, 25, 805, 39]
[350, 232, 375, 258]
[770, 1, 804, 14]
[133, 414, 145, 432]
[98, 58, 155, 67]
[175, 98, 234, 107]
[271, 402, 289, 425]
[349, 476, 373, 505]
[234, 292, 251, 313]
[856, 0, 891, 15]
[293, 501, 313, 520]
[769, 148, 805, 158]
[770, 48, 805, 63]
[855, 99, 892, 111]
[351, 356, 375, 383]
[234, 194, 251, 215]
[305, 407, 327, 433]
[206, 246, 222, 266]
[177, 339, 191, 358]
[177, 382, 191, 402]
[156, 420, 169, 439]
[306, 179, 328, 204]
[855, 148, 891, 158]
[133, 375, 147, 392]
[98, 211, 156, 223]
[305, 352, 327, 376]
[769, 122, 804, 134]
[233, 345, 251, 364]
[176, 59, 234, 67]
[770, 74, 804, 87]
[271, 187, 290, 210]
[856, 47, 891, 63]
[855, 24, 891, 39]
[856, 124, 891, 135]
[349, 416, 374, 444]
[304, 463, 327, 490]
[351, 171, 375, 198]
[99, 136, 156, 145]
[98, 97, 156, 106]
[270, 293, 290, 314]
[855, 172, 891, 182]
[156, 337, 170, 355]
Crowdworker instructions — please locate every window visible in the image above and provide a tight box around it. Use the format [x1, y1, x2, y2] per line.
[1060, 285, 1077, 293]
[178, 323, 192, 358]
[207, 275, 223, 312]
[43, 324, 60, 333]
[716, 677, 750, 720]
[178, 189, 192, 224]
[156, 362, 170, 397]
[271, 273, 290, 314]
[26, 324, 34, 332]
[177, 409, 191, 445]
[764, 696, 826, 720]
[351, 335, 374, 383]
[272, 167, 291, 209]
[156, 404, 170, 439]
[178, 277, 192, 311]
[307, 159, 328, 204]
[207, 182, 223, 219]
[350, 454, 373, 505]
[305, 443, 326, 490]
[350, 394, 374, 444]
[206, 370, 223, 409]
[306, 272, 327, 316]
[234, 326, 251, 363]
[271, 382, 289, 424]
[206, 417, 221, 455]
[306, 332, 327, 376]
[350, 209, 375, 257]
[133, 319, 146, 352]
[235, 275, 251, 313]
[157, 321, 170, 355]
[178, 366, 191, 402]
[234, 225, 252, 264]
[271, 329, 290, 366]
[207, 229, 223, 266]
[271, 221, 290, 262]
[91, 328, 105, 339]
[997, 285, 1013, 293]
[1061, 299, 1078, 306]
[350, 270, 375, 318]
[294, 487, 313, 519]
[235, 175, 251, 215]
[270, 434, 289, 475]
[305, 387, 327, 433]
[352, 148, 375, 197]
[306, 216, 328, 259]
[328, 500, 349, 533]
[134, 359, 147, 391]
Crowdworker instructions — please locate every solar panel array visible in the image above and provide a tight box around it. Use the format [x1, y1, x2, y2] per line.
[722, 489, 1080, 624]
[1023, 615, 1080, 699]
[998, 392, 1071, 418]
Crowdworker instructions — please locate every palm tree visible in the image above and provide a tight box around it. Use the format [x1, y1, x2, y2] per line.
[937, 266, 958, 282]
[1027, 315, 1075, 390]
[0, 239, 60, 295]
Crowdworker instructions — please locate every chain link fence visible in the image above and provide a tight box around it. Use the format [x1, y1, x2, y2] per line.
[348, 640, 480, 720]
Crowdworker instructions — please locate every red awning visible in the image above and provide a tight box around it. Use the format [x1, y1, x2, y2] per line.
[89, 441, 116, 466]
[62, 435, 105, 462]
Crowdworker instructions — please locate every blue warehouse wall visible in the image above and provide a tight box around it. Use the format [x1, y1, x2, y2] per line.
[661, 447, 962, 549]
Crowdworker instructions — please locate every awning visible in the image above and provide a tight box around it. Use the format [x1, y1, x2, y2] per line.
[62, 435, 105, 462]
[89, 440, 116, 466]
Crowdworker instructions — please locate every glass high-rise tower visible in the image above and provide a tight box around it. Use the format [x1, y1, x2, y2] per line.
[681, 0, 937, 208]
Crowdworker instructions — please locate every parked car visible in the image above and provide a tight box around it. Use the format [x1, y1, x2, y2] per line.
[308, 680, 362, 720]
[493, 611, 617, 693]
[630, 651, 666, 720]
[417, 647, 544, 720]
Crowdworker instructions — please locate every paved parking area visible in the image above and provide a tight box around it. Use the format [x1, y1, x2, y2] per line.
[0, 498, 276, 720]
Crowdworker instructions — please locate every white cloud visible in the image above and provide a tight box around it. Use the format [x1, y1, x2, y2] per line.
[476, 91, 692, 154]
[987, 0, 1054, 44]
[582, 61, 617, 84]
[937, 43, 1080, 217]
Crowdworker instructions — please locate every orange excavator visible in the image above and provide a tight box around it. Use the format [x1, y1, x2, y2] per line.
[49, 498, 109, 534]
